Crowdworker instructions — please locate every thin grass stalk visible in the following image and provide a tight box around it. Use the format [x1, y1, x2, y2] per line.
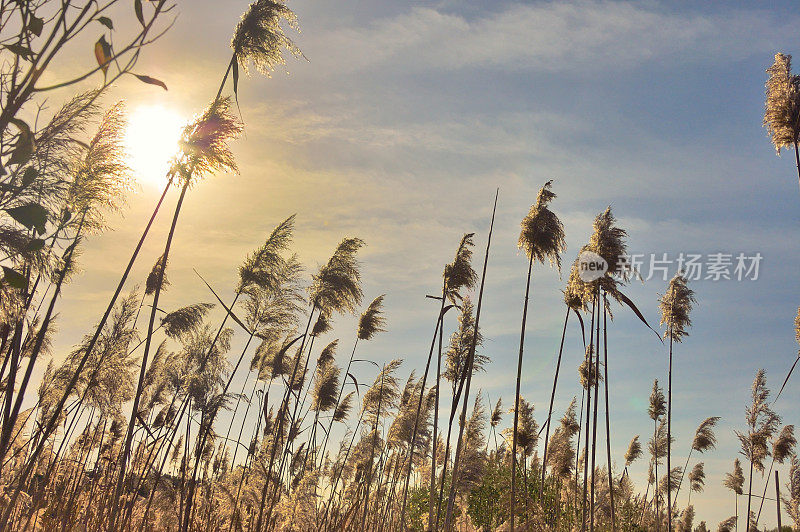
[510, 255, 533, 532]
[795, 140, 800, 194]
[0, 323, 23, 461]
[436, 412, 454, 529]
[639, 468, 651, 526]
[435, 330, 475, 528]
[316, 335, 357, 471]
[321, 413, 364, 531]
[603, 290, 616, 530]
[123, 394, 182, 527]
[228, 378, 275, 531]
[295, 335, 322, 467]
[361, 365, 386, 531]
[776, 470, 782, 530]
[59, 407, 98, 528]
[256, 305, 316, 531]
[541, 305, 571, 497]
[654, 417, 660, 531]
[227, 369, 259, 472]
[0, 176, 174, 530]
[429, 303, 445, 529]
[140, 394, 192, 531]
[674, 450, 695, 505]
[667, 323, 674, 532]
[399, 282, 446, 525]
[590, 288, 600, 531]
[113, 180, 190, 529]
[0, 210, 89, 459]
[368, 441, 391, 531]
[443, 189, 498, 531]
[582, 295, 598, 531]
[575, 381, 586, 526]
[182, 323, 255, 531]
[271, 336, 320, 498]
[755, 454, 781, 526]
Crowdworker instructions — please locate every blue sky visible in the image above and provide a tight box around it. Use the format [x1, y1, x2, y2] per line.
[41, 0, 800, 527]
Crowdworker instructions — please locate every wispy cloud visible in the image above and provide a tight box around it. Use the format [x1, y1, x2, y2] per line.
[313, 2, 792, 74]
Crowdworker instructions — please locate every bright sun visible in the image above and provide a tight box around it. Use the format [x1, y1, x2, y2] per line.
[125, 105, 186, 186]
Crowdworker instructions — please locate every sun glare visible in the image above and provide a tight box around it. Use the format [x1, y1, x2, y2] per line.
[125, 105, 185, 186]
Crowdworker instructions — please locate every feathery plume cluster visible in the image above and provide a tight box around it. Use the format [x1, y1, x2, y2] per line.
[333, 391, 354, 422]
[312, 363, 340, 413]
[625, 435, 642, 466]
[587, 207, 628, 289]
[689, 463, 705, 493]
[67, 102, 131, 230]
[772, 424, 797, 464]
[659, 273, 696, 342]
[692, 417, 720, 453]
[546, 399, 580, 480]
[176, 97, 243, 183]
[736, 369, 780, 472]
[311, 312, 331, 336]
[563, 254, 593, 312]
[238, 214, 297, 291]
[505, 398, 538, 457]
[648, 379, 666, 421]
[578, 347, 603, 389]
[444, 298, 486, 386]
[443, 233, 478, 303]
[161, 302, 215, 340]
[678, 505, 695, 532]
[764, 53, 800, 154]
[231, 0, 302, 75]
[310, 237, 365, 315]
[146, 253, 169, 295]
[317, 339, 338, 367]
[357, 295, 386, 341]
[518, 180, 566, 271]
[490, 397, 503, 428]
[723, 458, 744, 495]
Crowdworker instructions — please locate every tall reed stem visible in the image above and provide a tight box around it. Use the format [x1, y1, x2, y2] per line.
[443, 189, 497, 530]
[114, 180, 190, 528]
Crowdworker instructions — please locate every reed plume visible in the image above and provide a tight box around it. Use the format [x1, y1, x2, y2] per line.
[490, 397, 503, 428]
[689, 463, 705, 497]
[518, 180, 566, 270]
[675, 416, 719, 502]
[717, 516, 736, 532]
[764, 53, 800, 190]
[309, 237, 366, 315]
[586, 207, 629, 303]
[444, 298, 486, 389]
[66, 101, 131, 231]
[625, 436, 642, 467]
[145, 254, 169, 295]
[358, 295, 386, 340]
[736, 369, 780, 530]
[678, 506, 694, 532]
[724, 458, 745, 495]
[231, 0, 302, 75]
[176, 98, 243, 184]
[334, 391, 354, 422]
[443, 233, 478, 303]
[312, 363, 340, 413]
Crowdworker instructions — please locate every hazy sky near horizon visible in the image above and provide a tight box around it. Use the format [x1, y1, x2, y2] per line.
[37, 0, 800, 527]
